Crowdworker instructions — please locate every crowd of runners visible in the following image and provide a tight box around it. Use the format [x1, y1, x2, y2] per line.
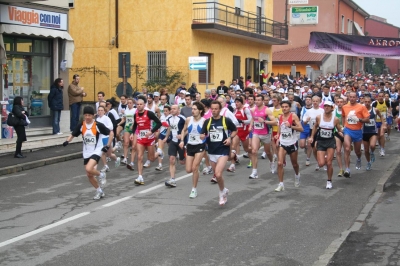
[62, 72, 400, 205]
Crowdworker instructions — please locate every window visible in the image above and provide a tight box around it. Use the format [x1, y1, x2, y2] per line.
[359, 58, 363, 72]
[235, 0, 244, 15]
[147, 51, 166, 82]
[199, 52, 211, 83]
[348, 20, 353, 35]
[233, 56, 240, 80]
[245, 58, 260, 84]
[341, 15, 344, 33]
[338, 55, 344, 72]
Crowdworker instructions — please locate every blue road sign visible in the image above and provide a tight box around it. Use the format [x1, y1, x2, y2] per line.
[189, 63, 207, 70]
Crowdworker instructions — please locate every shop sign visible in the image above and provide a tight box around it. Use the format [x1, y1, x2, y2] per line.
[0, 4, 68, 30]
[289, 0, 308, 4]
[291, 6, 318, 25]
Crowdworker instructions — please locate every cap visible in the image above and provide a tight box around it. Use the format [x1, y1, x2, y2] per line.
[179, 90, 186, 94]
[278, 88, 285, 93]
[83, 106, 95, 115]
[274, 77, 279, 80]
[270, 85, 276, 90]
[295, 86, 300, 90]
[323, 101, 334, 106]
[154, 92, 160, 97]
[185, 92, 191, 95]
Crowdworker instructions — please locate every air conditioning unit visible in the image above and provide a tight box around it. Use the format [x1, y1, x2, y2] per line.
[69, 0, 74, 8]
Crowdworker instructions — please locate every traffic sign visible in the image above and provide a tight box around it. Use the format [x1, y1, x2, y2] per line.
[189, 63, 207, 70]
[189, 56, 208, 64]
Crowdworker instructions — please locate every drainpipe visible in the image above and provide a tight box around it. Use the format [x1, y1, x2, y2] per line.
[115, 0, 119, 48]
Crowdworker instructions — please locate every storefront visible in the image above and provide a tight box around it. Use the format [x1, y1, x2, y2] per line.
[0, 3, 73, 127]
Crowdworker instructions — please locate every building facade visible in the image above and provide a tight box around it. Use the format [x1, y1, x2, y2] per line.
[272, 0, 368, 77]
[0, 0, 73, 127]
[68, 0, 288, 99]
[365, 16, 400, 74]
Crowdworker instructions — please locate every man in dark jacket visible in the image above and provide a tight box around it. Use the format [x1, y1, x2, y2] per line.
[48, 78, 64, 134]
[188, 82, 198, 100]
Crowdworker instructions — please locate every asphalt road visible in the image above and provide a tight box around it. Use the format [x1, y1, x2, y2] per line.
[0, 135, 399, 266]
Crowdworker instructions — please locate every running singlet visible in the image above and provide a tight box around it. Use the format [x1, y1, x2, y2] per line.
[72, 121, 110, 158]
[159, 114, 169, 136]
[234, 107, 249, 131]
[201, 117, 236, 155]
[252, 106, 269, 135]
[342, 103, 370, 130]
[135, 110, 154, 139]
[300, 107, 311, 132]
[187, 117, 205, 145]
[363, 108, 377, 134]
[203, 109, 212, 120]
[374, 101, 387, 122]
[316, 114, 335, 140]
[279, 114, 296, 146]
[271, 107, 283, 133]
[124, 107, 136, 131]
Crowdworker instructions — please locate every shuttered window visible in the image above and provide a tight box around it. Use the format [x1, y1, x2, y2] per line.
[199, 52, 211, 83]
[147, 51, 166, 82]
[233, 56, 240, 80]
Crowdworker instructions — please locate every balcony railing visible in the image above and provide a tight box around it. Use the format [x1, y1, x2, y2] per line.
[192, 2, 288, 41]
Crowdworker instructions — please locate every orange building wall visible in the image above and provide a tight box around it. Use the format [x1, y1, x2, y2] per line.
[272, 64, 320, 76]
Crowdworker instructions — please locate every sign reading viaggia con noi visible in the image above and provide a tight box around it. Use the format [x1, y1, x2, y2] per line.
[0, 4, 67, 30]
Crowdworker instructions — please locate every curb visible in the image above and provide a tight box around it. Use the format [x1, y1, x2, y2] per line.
[312, 154, 400, 266]
[0, 152, 82, 176]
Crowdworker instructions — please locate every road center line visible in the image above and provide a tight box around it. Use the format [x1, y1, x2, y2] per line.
[0, 173, 27, 181]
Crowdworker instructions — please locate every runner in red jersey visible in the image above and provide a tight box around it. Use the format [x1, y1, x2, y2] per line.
[227, 97, 253, 172]
[130, 96, 162, 185]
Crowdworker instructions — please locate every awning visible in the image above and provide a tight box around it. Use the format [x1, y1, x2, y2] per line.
[0, 24, 75, 68]
[353, 21, 365, 36]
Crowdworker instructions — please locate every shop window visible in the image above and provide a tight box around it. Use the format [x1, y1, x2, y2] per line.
[199, 52, 211, 83]
[3, 36, 14, 51]
[147, 51, 166, 82]
[33, 40, 50, 54]
[16, 39, 32, 53]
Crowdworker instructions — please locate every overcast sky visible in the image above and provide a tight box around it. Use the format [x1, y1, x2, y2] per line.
[353, 0, 400, 27]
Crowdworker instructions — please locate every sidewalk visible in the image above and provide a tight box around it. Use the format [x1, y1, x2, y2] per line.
[0, 141, 82, 176]
[329, 162, 400, 265]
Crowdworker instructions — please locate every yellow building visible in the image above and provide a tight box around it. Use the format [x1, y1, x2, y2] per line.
[69, 0, 287, 100]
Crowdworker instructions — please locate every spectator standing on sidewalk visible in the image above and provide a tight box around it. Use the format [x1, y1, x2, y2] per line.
[68, 74, 86, 132]
[12, 96, 28, 158]
[48, 78, 64, 135]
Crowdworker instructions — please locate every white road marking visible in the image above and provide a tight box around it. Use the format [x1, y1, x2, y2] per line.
[0, 173, 27, 181]
[102, 196, 132, 207]
[0, 212, 90, 248]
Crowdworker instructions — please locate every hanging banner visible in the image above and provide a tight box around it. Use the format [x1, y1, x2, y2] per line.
[309, 32, 400, 59]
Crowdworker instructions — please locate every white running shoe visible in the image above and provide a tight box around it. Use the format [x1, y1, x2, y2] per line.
[121, 158, 128, 165]
[93, 191, 105, 200]
[306, 159, 310, 166]
[326, 181, 333, 189]
[219, 188, 229, 206]
[99, 172, 107, 188]
[155, 165, 163, 171]
[261, 152, 266, 159]
[203, 167, 213, 175]
[275, 184, 284, 192]
[294, 174, 300, 187]
[315, 165, 320, 171]
[143, 160, 151, 168]
[115, 157, 121, 168]
[249, 172, 259, 179]
[189, 190, 197, 199]
[106, 157, 111, 162]
[134, 176, 144, 185]
[227, 165, 235, 172]
[380, 149, 385, 157]
[323, 165, 327, 171]
[270, 161, 276, 174]
[101, 165, 110, 172]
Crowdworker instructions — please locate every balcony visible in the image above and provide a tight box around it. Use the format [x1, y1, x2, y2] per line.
[192, 2, 288, 45]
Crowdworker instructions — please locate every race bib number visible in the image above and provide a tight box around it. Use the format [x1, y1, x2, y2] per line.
[139, 130, 149, 138]
[365, 119, 376, 127]
[210, 131, 223, 142]
[320, 129, 332, 138]
[84, 135, 96, 146]
[347, 116, 358, 125]
[254, 122, 264, 129]
[126, 115, 133, 125]
[189, 134, 201, 143]
[281, 131, 292, 139]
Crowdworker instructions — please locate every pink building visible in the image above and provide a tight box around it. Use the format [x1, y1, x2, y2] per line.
[365, 16, 400, 74]
[273, 0, 369, 76]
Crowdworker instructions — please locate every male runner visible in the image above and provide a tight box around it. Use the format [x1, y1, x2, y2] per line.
[309, 101, 343, 189]
[248, 95, 276, 178]
[334, 97, 345, 176]
[130, 96, 162, 185]
[163, 105, 186, 187]
[363, 96, 385, 171]
[274, 101, 303, 192]
[200, 101, 237, 206]
[155, 105, 170, 171]
[372, 92, 390, 156]
[342, 91, 370, 177]
[63, 106, 111, 200]
[270, 94, 283, 172]
[298, 95, 312, 166]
